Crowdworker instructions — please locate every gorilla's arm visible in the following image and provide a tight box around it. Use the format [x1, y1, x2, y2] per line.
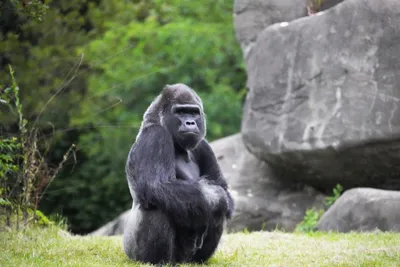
[126, 125, 211, 229]
[192, 140, 235, 219]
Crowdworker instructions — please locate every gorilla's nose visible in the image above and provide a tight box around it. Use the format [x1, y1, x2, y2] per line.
[185, 120, 196, 126]
[184, 120, 198, 131]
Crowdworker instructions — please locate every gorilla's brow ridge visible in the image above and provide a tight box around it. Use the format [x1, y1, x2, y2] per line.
[162, 84, 203, 106]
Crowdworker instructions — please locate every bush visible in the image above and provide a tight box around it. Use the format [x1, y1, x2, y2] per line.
[295, 184, 344, 232]
[0, 66, 74, 230]
[40, 1, 246, 234]
[2, 0, 246, 234]
[294, 208, 325, 233]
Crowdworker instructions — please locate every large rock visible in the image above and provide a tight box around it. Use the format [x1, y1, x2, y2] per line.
[241, 0, 400, 193]
[234, 0, 345, 54]
[88, 210, 129, 236]
[317, 188, 400, 232]
[211, 134, 326, 232]
[89, 134, 326, 235]
[234, 0, 307, 53]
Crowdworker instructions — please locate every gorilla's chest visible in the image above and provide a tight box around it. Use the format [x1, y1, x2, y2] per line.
[175, 153, 200, 181]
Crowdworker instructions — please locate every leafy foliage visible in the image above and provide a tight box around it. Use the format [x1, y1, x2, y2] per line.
[0, 0, 246, 233]
[295, 184, 344, 232]
[324, 183, 343, 207]
[78, 17, 245, 140]
[0, 0, 92, 129]
[294, 208, 325, 233]
[0, 137, 20, 209]
[0, 66, 74, 230]
[6, 0, 49, 21]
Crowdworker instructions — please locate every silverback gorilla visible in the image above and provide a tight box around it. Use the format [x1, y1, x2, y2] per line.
[123, 84, 235, 265]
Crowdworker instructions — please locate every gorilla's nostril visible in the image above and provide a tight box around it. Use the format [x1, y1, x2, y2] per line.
[186, 121, 195, 126]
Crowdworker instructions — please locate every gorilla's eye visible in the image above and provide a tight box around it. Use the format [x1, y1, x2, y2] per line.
[172, 104, 200, 115]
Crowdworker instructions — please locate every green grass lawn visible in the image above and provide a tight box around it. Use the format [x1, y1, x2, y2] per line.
[1, 226, 400, 267]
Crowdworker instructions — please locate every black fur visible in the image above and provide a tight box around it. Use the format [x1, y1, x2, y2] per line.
[123, 84, 234, 265]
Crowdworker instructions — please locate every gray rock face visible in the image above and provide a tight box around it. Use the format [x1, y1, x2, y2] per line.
[234, 0, 345, 53]
[88, 210, 130, 236]
[211, 134, 326, 232]
[234, 0, 307, 53]
[241, 0, 400, 192]
[317, 188, 400, 232]
[89, 134, 326, 235]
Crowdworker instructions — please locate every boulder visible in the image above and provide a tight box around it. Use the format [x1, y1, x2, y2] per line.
[317, 188, 400, 232]
[234, 0, 345, 54]
[89, 134, 326, 235]
[234, 0, 307, 53]
[88, 210, 130, 236]
[241, 0, 400, 193]
[212, 134, 326, 232]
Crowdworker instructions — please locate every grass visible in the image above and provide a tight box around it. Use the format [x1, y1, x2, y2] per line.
[1, 226, 400, 267]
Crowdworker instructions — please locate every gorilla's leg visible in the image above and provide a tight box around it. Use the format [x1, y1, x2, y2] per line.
[189, 221, 224, 264]
[123, 204, 176, 265]
[174, 226, 208, 263]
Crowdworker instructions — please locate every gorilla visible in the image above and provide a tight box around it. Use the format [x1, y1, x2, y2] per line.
[123, 83, 234, 265]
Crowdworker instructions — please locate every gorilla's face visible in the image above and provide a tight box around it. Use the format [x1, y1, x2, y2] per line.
[164, 103, 205, 150]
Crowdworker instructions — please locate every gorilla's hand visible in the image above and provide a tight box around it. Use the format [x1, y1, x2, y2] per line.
[192, 139, 235, 220]
[198, 178, 229, 218]
[202, 179, 234, 219]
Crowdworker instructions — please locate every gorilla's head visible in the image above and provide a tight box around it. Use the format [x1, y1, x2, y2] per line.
[142, 83, 206, 150]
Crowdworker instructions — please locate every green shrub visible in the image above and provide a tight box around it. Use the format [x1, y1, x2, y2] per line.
[295, 208, 325, 233]
[295, 184, 344, 232]
[2, 0, 246, 234]
[324, 183, 343, 207]
[40, 0, 246, 234]
[6, 0, 49, 21]
[0, 66, 73, 230]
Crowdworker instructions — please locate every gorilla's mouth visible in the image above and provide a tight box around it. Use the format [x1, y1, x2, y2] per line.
[179, 130, 199, 136]
[178, 133, 200, 149]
